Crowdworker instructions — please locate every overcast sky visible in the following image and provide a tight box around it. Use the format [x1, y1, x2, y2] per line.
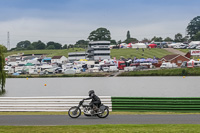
[0, 0, 199, 48]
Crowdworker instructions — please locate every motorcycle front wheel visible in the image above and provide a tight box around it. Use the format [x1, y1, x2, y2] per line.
[97, 108, 109, 118]
[68, 106, 81, 118]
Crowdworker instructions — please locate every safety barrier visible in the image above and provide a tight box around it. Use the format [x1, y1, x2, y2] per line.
[0, 96, 112, 112]
[112, 97, 200, 111]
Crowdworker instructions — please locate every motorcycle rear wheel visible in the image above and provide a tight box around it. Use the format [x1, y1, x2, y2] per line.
[68, 106, 81, 118]
[97, 108, 109, 118]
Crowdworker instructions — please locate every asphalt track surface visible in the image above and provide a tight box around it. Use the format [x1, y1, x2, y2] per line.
[0, 115, 200, 125]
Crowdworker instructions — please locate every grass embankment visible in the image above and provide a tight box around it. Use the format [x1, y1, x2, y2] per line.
[1, 111, 200, 115]
[177, 49, 192, 53]
[119, 67, 200, 76]
[5, 48, 172, 59]
[111, 48, 172, 59]
[0, 125, 200, 133]
[5, 48, 85, 57]
[7, 73, 110, 78]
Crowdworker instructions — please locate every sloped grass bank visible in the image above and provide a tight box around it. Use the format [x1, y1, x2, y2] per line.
[7, 73, 110, 78]
[119, 68, 200, 76]
[0, 125, 200, 133]
[6, 48, 172, 59]
[111, 48, 172, 59]
[5, 48, 84, 57]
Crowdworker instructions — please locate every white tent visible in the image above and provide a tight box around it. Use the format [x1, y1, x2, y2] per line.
[189, 41, 200, 45]
[131, 43, 147, 48]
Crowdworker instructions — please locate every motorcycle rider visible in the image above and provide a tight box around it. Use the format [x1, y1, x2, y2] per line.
[84, 90, 101, 112]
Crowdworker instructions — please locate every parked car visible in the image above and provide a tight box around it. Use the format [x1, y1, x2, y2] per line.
[63, 69, 76, 74]
[179, 44, 188, 49]
[89, 67, 99, 73]
[187, 44, 198, 49]
[134, 65, 148, 71]
[196, 45, 200, 49]
[29, 69, 38, 75]
[103, 67, 109, 72]
[109, 66, 119, 72]
[39, 71, 45, 75]
[124, 66, 136, 71]
[55, 67, 63, 73]
[15, 70, 23, 74]
[181, 61, 188, 68]
[160, 62, 177, 69]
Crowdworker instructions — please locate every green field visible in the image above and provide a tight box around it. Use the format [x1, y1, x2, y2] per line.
[119, 67, 200, 76]
[177, 49, 192, 53]
[5, 48, 172, 59]
[7, 73, 110, 78]
[0, 111, 200, 115]
[111, 48, 172, 59]
[0, 125, 200, 133]
[4, 48, 85, 57]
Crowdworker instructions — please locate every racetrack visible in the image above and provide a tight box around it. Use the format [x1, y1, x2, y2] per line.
[0, 115, 200, 126]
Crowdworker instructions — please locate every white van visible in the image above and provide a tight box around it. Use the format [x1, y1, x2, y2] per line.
[160, 62, 177, 69]
[109, 66, 119, 72]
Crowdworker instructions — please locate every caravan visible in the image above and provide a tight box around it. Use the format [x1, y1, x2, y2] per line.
[160, 62, 177, 69]
[187, 60, 200, 68]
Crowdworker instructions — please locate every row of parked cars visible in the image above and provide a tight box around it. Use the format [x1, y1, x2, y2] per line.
[173, 43, 200, 49]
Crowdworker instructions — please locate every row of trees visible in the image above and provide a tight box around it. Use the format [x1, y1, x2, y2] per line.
[10, 16, 200, 51]
[14, 40, 63, 51]
[0, 45, 6, 94]
[87, 16, 200, 44]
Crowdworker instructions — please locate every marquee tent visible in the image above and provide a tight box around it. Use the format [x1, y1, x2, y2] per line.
[131, 43, 147, 48]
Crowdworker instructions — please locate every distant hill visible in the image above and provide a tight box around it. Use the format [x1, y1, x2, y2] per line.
[5, 48, 172, 59]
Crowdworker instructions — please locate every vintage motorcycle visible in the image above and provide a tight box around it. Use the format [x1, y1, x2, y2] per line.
[68, 99, 109, 118]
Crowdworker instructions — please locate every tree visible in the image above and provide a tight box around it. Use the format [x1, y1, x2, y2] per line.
[46, 45, 55, 49]
[141, 38, 150, 43]
[174, 33, 183, 42]
[27, 45, 34, 50]
[0, 46, 6, 93]
[124, 30, 138, 44]
[193, 32, 200, 41]
[16, 40, 31, 49]
[164, 37, 173, 42]
[126, 31, 131, 40]
[110, 40, 117, 45]
[32, 40, 46, 50]
[124, 38, 138, 44]
[151, 36, 163, 42]
[68, 44, 74, 49]
[182, 36, 190, 42]
[74, 40, 89, 48]
[0, 45, 7, 53]
[187, 16, 200, 40]
[88, 27, 111, 41]
[47, 41, 62, 49]
[117, 40, 122, 44]
[62, 44, 68, 49]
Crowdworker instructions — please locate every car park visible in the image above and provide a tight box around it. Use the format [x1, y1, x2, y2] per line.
[134, 65, 148, 71]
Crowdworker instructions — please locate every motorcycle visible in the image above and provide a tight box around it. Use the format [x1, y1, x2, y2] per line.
[68, 99, 109, 118]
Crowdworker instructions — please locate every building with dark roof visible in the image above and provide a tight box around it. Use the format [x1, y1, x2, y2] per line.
[51, 56, 68, 64]
[160, 54, 190, 66]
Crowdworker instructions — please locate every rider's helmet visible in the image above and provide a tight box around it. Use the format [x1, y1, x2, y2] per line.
[88, 90, 95, 96]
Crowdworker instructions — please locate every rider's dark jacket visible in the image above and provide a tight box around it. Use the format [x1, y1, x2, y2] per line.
[85, 93, 101, 107]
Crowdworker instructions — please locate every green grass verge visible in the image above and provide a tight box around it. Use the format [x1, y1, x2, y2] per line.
[177, 49, 192, 53]
[119, 67, 200, 76]
[1, 111, 200, 115]
[6, 73, 110, 78]
[5, 48, 172, 59]
[5, 48, 85, 57]
[111, 48, 173, 59]
[0, 125, 200, 133]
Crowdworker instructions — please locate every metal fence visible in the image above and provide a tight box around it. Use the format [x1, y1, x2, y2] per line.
[0, 96, 112, 112]
[112, 97, 200, 112]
